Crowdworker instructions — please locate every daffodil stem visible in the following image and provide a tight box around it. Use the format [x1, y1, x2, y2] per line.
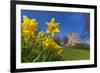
[33, 53, 41, 62]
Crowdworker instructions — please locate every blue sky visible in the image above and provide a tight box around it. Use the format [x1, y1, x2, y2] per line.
[21, 10, 90, 42]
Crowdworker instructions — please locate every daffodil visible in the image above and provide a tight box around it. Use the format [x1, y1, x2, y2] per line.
[38, 31, 46, 41]
[22, 15, 38, 33]
[54, 44, 63, 49]
[21, 15, 38, 40]
[46, 18, 60, 37]
[43, 37, 63, 50]
[22, 27, 31, 37]
[43, 37, 54, 49]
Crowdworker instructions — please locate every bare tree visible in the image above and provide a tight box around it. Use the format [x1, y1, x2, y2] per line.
[62, 36, 68, 45]
[81, 14, 90, 41]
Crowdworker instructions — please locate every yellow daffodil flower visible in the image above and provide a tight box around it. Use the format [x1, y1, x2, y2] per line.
[54, 44, 63, 49]
[22, 15, 38, 33]
[43, 37, 63, 50]
[43, 37, 54, 49]
[22, 29, 33, 40]
[38, 31, 46, 41]
[21, 15, 38, 40]
[46, 18, 60, 37]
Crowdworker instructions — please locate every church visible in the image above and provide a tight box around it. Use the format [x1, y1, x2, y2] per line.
[67, 32, 80, 46]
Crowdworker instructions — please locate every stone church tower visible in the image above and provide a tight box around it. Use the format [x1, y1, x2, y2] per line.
[67, 32, 80, 46]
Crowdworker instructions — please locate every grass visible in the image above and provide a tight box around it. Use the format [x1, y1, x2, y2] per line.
[61, 47, 90, 60]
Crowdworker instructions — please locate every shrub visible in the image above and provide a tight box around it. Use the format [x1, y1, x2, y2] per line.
[71, 43, 90, 50]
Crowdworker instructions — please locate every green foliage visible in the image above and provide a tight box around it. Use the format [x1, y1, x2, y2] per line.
[62, 36, 68, 44]
[21, 38, 63, 63]
[21, 38, 90, 62]
[74, 43, 90, 50]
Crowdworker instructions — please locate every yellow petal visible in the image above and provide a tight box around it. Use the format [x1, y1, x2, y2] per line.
[46, 29, 50, 33]
[51, 18, 55, 23]
[55, 29, 60, 32]
[23, 15, 29, 24]
[46, 22, 49, 26]
[30, 19, 38, 25]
